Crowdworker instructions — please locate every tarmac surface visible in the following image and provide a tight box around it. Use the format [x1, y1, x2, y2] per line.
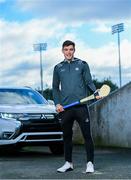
[0, 145, 131, 179]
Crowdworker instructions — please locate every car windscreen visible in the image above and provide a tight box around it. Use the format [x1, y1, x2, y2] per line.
[0, 89, 48, 105]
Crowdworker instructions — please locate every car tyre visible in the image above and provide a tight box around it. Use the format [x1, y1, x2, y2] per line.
[49, 143, 64, 155]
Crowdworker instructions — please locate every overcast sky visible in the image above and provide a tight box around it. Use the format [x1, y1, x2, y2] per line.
[0, 0, 131, 90]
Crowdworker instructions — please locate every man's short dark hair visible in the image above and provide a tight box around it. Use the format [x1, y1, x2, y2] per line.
[62, 40, 75, 49]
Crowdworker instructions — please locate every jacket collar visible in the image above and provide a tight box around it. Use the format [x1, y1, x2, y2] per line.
[64, 57, 77, 63]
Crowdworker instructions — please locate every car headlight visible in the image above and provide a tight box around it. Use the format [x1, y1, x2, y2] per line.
[0, 113, 16, 119]
[0, 113, 25, 120]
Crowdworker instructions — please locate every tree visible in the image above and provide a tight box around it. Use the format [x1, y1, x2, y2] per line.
[43, 88, 53, 100]
[93, 78, 118, 92]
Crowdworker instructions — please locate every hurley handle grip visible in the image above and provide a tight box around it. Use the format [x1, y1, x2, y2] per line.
[63, 101, 80, 109]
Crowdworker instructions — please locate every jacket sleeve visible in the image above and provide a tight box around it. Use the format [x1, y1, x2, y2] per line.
[83, 62, 98, 95]
[52, 65, 61, 105]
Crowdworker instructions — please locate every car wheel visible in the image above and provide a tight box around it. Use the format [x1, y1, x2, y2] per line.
[0, 144, 23, 154]
[49, 143, 64, 155]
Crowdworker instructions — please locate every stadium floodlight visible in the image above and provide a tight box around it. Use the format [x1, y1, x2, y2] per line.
[112, 23, 124, 87]
[33, 43, 47, 95]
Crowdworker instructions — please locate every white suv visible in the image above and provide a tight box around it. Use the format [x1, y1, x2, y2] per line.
[0, 87, 63, 154]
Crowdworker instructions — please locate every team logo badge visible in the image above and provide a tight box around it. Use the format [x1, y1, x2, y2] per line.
[75, 67, 79, 71]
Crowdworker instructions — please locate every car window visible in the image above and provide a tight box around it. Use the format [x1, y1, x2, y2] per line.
[0, 89, 48, 105]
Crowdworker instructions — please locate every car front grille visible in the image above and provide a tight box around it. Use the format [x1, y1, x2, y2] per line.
[19, 113, 55, 121]
[19, 113, 61, 133]
[26, 134, 62, 140]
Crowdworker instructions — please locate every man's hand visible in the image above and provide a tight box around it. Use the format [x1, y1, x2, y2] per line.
[56, 104, 64, 113]
[94, 89, 102, 100]
[95, 95, 102, 100]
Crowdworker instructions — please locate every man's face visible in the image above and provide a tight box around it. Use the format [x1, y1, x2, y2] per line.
[62, 45, 75, 60]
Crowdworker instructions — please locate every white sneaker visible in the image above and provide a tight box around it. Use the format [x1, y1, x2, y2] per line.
[57, 161, 73, 173]
[86, 161, 94, 173]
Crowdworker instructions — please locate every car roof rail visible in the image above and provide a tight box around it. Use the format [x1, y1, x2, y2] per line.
[24, 86, 32, 89]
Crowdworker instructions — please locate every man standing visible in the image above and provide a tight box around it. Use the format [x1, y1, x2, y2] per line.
[52, 40, 101, 173]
